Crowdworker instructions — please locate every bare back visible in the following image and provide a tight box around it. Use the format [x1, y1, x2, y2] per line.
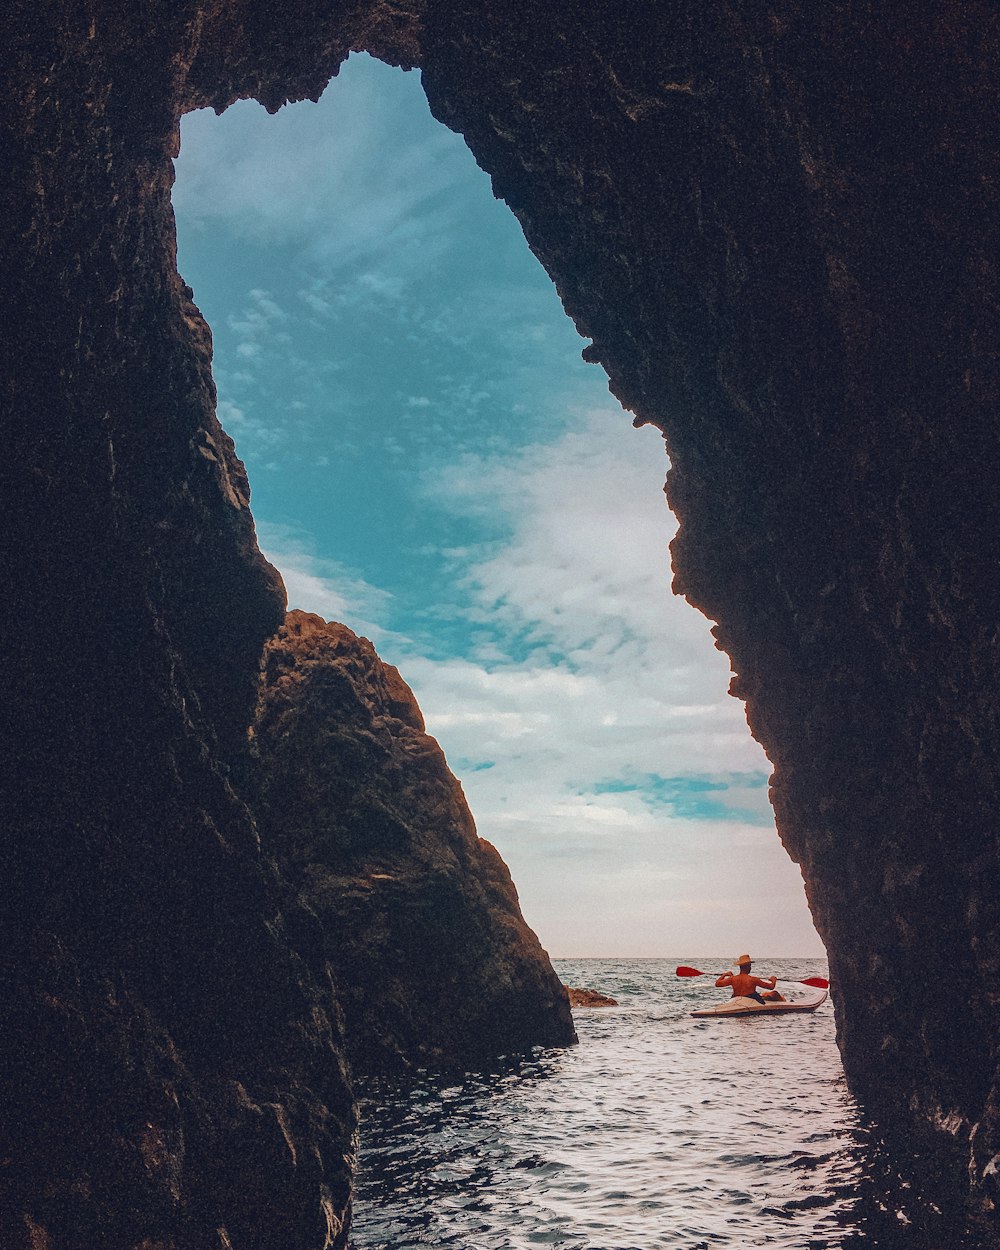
[716, 971, 774, 999]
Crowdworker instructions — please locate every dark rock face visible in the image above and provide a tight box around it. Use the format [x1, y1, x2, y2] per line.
[1, 7, 361, 1247]
[418, 0, 1000, 1228]
[4, 0, 999, 1243]
[255, 611, 577, 1072]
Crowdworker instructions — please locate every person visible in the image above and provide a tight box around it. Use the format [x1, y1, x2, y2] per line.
[715, 955, 784, 1003]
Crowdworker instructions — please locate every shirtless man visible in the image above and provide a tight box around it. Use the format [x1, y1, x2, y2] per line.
[715, 955, 782, 1004]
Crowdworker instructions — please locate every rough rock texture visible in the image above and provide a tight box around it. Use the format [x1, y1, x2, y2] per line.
[3, 0, 1000, 1244]
[565, 987, 619, 1009]
[416, 0, 1000, 1231]
[0, 6, 368, 1247]
[255, 611, 577, 1072]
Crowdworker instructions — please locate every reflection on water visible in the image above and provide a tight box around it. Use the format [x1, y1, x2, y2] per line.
[348, 959, 974, 1249]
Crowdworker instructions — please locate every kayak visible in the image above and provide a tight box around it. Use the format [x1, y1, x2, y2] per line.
[691, 988, 828, 1018]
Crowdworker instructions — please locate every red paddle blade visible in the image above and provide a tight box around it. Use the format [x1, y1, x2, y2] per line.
[675, 966, 704, 977]
[799, 976, 829, 988]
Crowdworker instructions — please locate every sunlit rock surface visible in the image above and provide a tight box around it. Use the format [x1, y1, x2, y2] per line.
[565, 987, 619, 1009]
[255, 611, 577, 1072]
[3, 0, 998, 1244]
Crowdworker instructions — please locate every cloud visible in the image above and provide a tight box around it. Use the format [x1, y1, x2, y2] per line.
[257, 521, 399, 645]
[175, 56, 483, 291]
[592, 772, 774, 826]
[217, 397, 284, 450]
[417, 406, 749, 698]
[227, 288, 289, 362]
[259, 404, 819, 955]
[375, 408, 816, 953]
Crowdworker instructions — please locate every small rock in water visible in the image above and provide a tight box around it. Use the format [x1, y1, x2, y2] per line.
[564, 985, 618, 1008]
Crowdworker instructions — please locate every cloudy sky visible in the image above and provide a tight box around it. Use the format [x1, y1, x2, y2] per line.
[172, 53, 823, 959]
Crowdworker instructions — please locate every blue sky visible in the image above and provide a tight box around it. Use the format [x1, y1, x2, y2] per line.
[173, 54, 823, 958]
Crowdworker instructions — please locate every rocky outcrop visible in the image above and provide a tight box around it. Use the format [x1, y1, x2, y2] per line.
[3, 0, 999, 1244]
[565, 987, 619, 1009]
[255, 611, 576, 1072]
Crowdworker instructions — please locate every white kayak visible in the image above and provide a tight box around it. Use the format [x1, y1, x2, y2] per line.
[691, 988, 828, 1018]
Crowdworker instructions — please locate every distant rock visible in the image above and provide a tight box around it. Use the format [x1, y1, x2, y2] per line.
[255, 611, 577, 1072]
[565, 986, 619, 1008]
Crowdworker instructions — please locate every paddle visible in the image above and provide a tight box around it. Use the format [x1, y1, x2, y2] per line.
[675, 965, 829, 989]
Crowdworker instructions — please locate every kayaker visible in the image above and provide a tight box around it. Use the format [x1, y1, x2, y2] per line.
[715, 955, 783, 1004]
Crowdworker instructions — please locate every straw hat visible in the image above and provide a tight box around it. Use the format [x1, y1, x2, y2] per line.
[735, 954, 752, 966]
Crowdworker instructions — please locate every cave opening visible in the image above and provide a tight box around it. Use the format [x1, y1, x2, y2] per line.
[5, 6, 997, 1242]
[172, 52, 821, 961]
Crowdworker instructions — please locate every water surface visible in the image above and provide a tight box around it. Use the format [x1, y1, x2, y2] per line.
[348, 958, 950, 1248]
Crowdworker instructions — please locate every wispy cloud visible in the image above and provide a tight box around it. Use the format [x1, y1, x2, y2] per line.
[227, 288, 289, 362]
[268, 406, 817, 955]
[592, 772, 773, 826]
[418, 407, 743, 691]
[175, 58, 480, 292]
[257, 521, 401, 647]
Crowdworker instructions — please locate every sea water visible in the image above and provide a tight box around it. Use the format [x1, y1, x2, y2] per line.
[348, 958, 956, 1249]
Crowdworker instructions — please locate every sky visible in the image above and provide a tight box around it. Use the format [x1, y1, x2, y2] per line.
[172, 53, 824, 959]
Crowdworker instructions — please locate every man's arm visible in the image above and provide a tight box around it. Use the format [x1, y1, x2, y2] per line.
[715, 972, 734, 987]
[754, 975, 778, 990]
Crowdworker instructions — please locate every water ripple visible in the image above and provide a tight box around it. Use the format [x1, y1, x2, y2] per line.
[348, 958, 961, 1249]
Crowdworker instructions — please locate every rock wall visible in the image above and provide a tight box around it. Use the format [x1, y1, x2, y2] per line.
[2, 5, 363, 1247]
[3, 0, 999, 1244]
[417, 0, 1000, 1227]
[255, 611, 576, 1072]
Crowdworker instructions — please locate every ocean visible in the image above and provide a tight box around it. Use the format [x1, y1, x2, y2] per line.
[348, 958, 956, 1249]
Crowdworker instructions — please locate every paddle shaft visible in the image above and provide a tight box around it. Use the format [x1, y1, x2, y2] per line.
[675, 965, 828, 989]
